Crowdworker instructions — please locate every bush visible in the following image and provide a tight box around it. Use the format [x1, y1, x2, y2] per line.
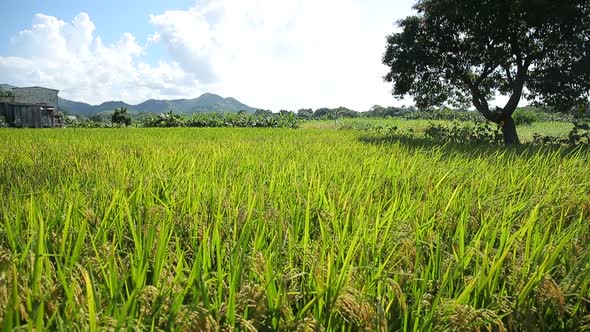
[143, 111, 299, 129]
[67, 119, 107, 128]
[362, 106, 574, 124]
[532, 122, 590, 146]
[337, 121, 399, 135]
[0, 114, 8, 127]
[144, 111, 185, 127]
[402, 109, 485, 122]
[512, 108, 539, 126]
[424, 122, 503, 145]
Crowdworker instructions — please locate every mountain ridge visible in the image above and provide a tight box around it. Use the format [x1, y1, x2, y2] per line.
[0, 84, 257, 116]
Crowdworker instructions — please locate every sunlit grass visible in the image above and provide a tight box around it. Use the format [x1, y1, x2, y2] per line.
[309, 118, 576, 143]
[0, 127, 589, 331]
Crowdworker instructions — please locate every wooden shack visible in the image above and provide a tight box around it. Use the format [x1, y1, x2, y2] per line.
[0, 86, 59, 128]
[0, 102, 56, 128]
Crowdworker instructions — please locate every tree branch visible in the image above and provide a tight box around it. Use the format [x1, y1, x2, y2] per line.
[475, 64, 495, 86]
[467, 82, 500, 122]
[502, 59, 532, 115]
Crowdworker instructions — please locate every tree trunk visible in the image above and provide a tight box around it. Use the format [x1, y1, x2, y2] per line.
[501, 116, 520, 145]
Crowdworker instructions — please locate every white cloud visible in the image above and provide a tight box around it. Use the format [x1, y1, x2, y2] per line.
[150, 0, 414, 111]
[0, 12, 204, 105]
[0, 1, 416, 110]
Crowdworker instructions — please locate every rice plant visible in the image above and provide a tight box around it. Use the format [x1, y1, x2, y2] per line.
[0, 127, 589, 331]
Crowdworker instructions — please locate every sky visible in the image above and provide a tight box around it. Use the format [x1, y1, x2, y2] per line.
[0, 0, 417, 111]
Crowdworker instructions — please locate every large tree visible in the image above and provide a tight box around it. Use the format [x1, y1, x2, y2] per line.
[111, 107, 132, 127]
[383, 0, 590, 144]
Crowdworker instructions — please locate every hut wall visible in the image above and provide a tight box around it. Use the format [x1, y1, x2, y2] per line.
[13, 88, 58, 107]
[0, 103, 54, 128]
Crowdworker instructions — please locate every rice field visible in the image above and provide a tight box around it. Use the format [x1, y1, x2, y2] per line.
[1, 126, 589, 331]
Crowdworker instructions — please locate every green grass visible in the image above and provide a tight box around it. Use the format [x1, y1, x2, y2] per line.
[1, 126, 589, 331]
[308, 118, 575, 142]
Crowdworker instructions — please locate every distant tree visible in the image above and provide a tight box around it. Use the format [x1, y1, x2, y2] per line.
[279, 110, 295, 117]
[334, 107, 358, 118]
[238, 110, 248, 116]
[297, 108, 314, 120]
[254, 109, 273, 117]
[313, 108, 332, 119]
[111, 107, 131, 127]
[89, 114, 103, 123]
[383, 0, 590, 144]
[312, 107, 358, 119]
[365, 105, 401, 117]
[0, 90, 14, 98]
[368, 105, 387, 116]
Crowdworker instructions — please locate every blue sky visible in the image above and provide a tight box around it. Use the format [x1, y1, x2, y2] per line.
[0, 0, 417, 110]
[0, 0, 194, 64]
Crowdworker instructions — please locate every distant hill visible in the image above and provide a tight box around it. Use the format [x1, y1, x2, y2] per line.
[134, 93, 256, 114]
[58, 98, 96, 116]
[0, 84, 15, 91]
[58, 93, 256, 116]
[1, 84, 257, 115]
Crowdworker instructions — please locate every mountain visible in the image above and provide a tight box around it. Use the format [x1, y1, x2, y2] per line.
[0, 84, 15, 91]
[134, 93, 256, 114]
[93, 101, 135, 113]
[58, 98, 94, 116]
[1, 84, 257, 115]
[59, 93, 256, 115]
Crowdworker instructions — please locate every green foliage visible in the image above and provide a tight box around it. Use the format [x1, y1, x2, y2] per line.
[254, 109, 273, 117]
[144, 111, 185, 127]
[67, 119, 107, 128]
[359, 106, 573, 125]
[0, 114, 8, 127]
[143, 111, 299, 128]
[401, 108, 484, 122]
[512, 108, 539, 126]
[312, 107, 358, 120]
[532, 122, 590, 146]
[383, 0, 590, 144]
[297, 108, 313, 120]
[88, 114, 104, 123]
[425, 122, 503, 145]
[337, 121, 400, 136]
[1, 128, 589, 330]
[111, 107, 132, 127]
[0, 89, 13, 98]
[512, 107, 575, 125]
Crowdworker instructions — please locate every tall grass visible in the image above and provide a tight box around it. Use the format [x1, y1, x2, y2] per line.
[0, 127, 589, 331]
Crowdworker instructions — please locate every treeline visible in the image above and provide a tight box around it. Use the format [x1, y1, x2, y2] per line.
[259, 107, 360, 120]
[280, 105, 575, 125]
[63, 105, 582, 129]
[143, 111, 298, 128]
[66, 110, 299, 128]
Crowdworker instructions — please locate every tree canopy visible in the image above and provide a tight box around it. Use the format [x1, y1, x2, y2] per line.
[111, 107, 131, 127]
[383, 0, 590, 144]
[0, 90, 14, 98]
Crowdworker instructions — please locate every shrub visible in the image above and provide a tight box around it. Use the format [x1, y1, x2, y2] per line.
[402, 109, 485, 122]
[424, 122, 503, 145]
[0, 114, 8, 127]
[337, 121, 398, 135]
[67, 119, 107, 128]
[512, 108, 539, 126]
[532, 122, 590, 146]
[143, 111, 300, 129]
[144, 111, 185, 127]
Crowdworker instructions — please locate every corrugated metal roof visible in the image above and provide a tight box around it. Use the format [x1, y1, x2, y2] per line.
[13, 86, 59, 92]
